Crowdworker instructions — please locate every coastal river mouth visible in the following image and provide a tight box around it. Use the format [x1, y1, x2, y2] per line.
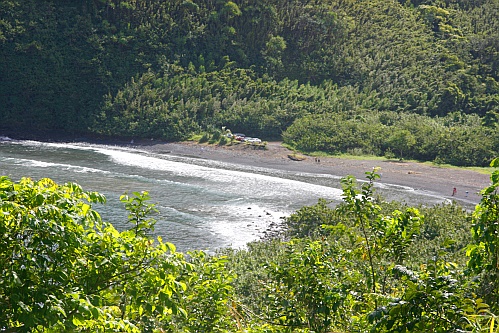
[0, 139, 453, 252]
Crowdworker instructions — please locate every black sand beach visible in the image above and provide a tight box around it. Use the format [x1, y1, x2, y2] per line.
[138, 140, 491, 207]
[2, 132, 491, 206]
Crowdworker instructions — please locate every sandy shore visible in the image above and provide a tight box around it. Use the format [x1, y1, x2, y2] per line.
[3, 130, 490, 207]
[131, 140, 491, 207]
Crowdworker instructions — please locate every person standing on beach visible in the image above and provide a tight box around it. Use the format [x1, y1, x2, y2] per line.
[452, 187, 457, 196]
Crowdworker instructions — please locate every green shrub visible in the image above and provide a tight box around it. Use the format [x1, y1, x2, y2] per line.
[199, 132, 210, 143]
[218, 135, 229, 145]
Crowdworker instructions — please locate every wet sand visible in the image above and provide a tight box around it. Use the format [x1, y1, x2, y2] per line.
[135, 140, 491, 207]
[3, 131, 490, 207]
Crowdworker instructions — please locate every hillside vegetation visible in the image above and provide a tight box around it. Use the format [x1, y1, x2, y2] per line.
[4, 2, 499, 331]
[3, 164, 499, 332]
[1, 0, 499, 165]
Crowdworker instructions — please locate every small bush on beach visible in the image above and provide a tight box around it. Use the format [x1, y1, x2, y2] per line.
[288, 152, 307, 161]
[218, 135, 229, 145]
[199, 132, 210, 143]
[246, 141, 267, 150]
[209, 130, 222, 144]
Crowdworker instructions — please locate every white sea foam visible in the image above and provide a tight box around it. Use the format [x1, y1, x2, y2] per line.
[4, 157, 111, 174]
[21, 141, 449, 205]
[0, 140, 453, 251]
[204, 203, 287, 249]
[94, 148, 344, 200]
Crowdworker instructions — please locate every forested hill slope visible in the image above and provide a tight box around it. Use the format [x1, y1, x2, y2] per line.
[1, 0, 498, 166]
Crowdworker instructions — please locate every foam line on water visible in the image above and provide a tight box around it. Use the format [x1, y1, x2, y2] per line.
[96, 149, 344, 200]
[1, 153, 204, 191]
[3, 156, 111, 174]
[157, 205, 211, 224]
[4, 141, 343, 200]
[5, 141, 449, 205]
[375, 181, 449, 202]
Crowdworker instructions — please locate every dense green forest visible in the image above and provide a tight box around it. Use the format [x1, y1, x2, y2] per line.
[3, 1, 499, 331]
[3, 162, 499, 332]
[1, 0, 499, 165]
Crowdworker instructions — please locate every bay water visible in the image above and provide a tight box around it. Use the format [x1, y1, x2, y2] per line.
[0, 139, 450, 252]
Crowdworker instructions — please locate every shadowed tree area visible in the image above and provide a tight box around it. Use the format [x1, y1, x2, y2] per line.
[1, 0, 499, 166]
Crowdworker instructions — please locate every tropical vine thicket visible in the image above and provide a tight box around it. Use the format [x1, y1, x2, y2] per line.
[1, 0, 499, 166]
[4, 1, 499, 331]
[3, 158, 499, 332]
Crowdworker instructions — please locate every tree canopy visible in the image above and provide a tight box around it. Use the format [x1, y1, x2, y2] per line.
[1, 0, 499, 165]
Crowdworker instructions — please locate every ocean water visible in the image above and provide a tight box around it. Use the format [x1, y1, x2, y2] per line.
[0, 139, 450, 252]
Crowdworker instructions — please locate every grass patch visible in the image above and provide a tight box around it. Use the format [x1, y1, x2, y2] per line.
[188, 134, 203, 142]
[419, 161, 493, 175]
[283, 143, 493, 174]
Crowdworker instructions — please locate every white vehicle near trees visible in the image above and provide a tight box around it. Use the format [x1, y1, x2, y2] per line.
[245, 137, 262, 143]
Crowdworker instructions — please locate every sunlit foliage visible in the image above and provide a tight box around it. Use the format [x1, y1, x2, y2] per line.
[1, 0, 499, 166]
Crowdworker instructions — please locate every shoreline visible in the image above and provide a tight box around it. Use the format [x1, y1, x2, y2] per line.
[139, 140, 490, 207]
[1, 134, 492, 207]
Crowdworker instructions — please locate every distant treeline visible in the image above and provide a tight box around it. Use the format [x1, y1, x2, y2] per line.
[1, 0, 498, 165]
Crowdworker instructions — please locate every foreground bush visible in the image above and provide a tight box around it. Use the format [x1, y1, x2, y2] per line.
[3, 161, 499, 332]
[0, 177, 240, 332]
[225, 164, 499, 332]
[0, 177, 190, 331]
